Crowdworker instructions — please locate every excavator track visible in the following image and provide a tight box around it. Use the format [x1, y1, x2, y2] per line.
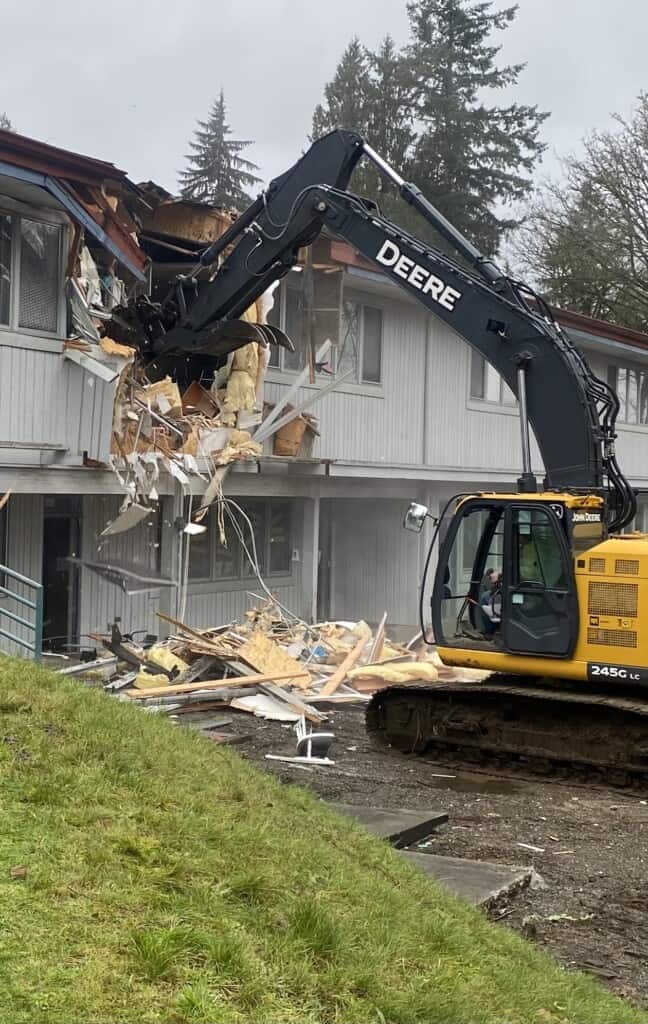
[366, 678, 648, 787]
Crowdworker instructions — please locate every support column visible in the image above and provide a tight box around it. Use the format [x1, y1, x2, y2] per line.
[299, 495, 320, 623]
[157, 486, 183, 637]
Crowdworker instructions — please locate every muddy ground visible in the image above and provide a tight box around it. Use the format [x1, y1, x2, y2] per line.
[212, 702, 648, 1007]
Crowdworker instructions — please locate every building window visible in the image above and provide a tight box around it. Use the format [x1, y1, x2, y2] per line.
[188, 498, 293, 581]
[338, 296, 383, 384]
[268, 278, 383, 386]
[608, 362, 648, 426]
[0, 209, 64, 336]
[470, 350, 516, 406]
[267, 275, 309, 372]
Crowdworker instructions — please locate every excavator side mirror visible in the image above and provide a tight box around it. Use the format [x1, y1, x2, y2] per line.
[403, 502, 429, 533]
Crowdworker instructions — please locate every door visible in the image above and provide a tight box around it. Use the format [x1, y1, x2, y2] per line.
[42, 496, 80, 653]
[432, 500, 505, 647]
[501, 505, 577, 657]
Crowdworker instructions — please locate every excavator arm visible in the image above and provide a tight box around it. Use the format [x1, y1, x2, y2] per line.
[132, 129, 636, 530]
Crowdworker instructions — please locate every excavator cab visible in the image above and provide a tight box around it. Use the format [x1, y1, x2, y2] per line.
[412, 496, 589, 661]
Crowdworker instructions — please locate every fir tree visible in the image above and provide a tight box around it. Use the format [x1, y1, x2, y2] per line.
[179, 91, 261, 209]
[312, 38, 373, 143]
[312, 36, 413, 210]
[0, 112, 13, 131]
[406, 0, 548, 254]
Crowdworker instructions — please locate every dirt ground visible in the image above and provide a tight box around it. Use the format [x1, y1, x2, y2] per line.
[216, 702, 648, 1007]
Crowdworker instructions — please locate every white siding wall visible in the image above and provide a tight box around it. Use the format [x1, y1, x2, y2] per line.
[0, 345, 115, 464]
[78, 496, 162, 640]
[0, 494, 43, 656]
[328, 497, 424, 630]
[265, 298, 427, 465]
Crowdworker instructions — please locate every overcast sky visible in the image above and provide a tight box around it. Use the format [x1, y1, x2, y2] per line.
[2, 0, 646, 198]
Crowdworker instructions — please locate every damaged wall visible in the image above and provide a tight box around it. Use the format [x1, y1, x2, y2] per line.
[265, 297, 427, 465]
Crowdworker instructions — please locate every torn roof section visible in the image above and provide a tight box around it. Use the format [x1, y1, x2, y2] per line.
[0, 126, 148, 281]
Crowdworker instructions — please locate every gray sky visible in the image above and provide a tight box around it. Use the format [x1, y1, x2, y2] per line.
[2, 0, 647, 197]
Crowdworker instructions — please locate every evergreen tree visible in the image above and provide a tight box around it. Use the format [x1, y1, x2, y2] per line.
[312, 38, 373, 143]
[0, 113, 13, 131]
[406, 0, 548, 254]
[312, 36, 413, 212]
[179, 91, 261, 209]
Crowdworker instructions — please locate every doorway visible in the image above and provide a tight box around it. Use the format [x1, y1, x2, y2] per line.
[42, 496, 81, 653]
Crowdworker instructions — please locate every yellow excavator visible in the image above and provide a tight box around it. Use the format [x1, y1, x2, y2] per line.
[122, 129, 648, 782]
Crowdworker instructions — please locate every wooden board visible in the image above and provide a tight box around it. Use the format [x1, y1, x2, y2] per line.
[320, 634, 367, 697]
[259, 682, 325, 724]
[126, 669, 308, 699]
[237, 631, 310, 689]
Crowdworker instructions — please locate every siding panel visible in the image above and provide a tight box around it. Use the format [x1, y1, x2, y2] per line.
[266, 299, 427, 465]
[329, 498, 422, 630]
[0, 345, 116, 462]
[0, 494, 43, 656]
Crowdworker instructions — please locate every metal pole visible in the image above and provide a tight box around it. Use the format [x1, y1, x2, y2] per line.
[33, 583, 43, 662]
[516, 354, 537, 492]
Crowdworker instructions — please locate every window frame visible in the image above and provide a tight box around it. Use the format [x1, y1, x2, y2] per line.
[0, 197, 67, 341]
[267, 278, 385, 392]
[468, 350, 517, 411]
[607, 360, 648, 428]
[187, 498, 294, 587]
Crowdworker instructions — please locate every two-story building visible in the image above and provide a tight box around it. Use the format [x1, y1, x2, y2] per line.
[2, 128, 648, 656]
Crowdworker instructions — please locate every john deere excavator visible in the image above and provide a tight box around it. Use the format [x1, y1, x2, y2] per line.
[124, 128, 648, 782]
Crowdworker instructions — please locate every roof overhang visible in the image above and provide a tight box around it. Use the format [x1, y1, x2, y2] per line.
[0, 160, 146, 281]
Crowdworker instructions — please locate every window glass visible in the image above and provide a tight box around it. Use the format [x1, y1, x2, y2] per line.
[283, 283, 305, 371]
[338, 298, 360, 378]
[188, 517, 211, 579]
[608, 362, 648, 425]
[19, 219, 61, 332]
[515, 509, 566, 588]
[470, 350, 485, 399]
[361, 306, 382, 383]
[268, 501, 291, 574]
[470, 351, 515, 405]
[213, 516, 238, 579]
[241, 500, 266, 577]
[0, 213, 11, 325]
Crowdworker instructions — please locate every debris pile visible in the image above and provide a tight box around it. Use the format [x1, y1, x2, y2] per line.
[80, 604, 450, 734]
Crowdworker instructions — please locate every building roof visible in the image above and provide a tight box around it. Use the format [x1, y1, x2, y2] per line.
[0, 127, 128, 186]
[0, 128, 147, 279]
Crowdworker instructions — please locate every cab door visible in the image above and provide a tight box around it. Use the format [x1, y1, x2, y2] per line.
[501, 505, 578, 657]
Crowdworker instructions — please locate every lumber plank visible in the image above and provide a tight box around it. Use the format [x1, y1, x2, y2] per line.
[367, 611, 388, 664]
[320, 635, 367, 696]
[126, 669, 309, 699]
[259, 682, 325, 724]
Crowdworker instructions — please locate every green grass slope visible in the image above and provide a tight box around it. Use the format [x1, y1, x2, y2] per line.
[0, 657, 644, 1024]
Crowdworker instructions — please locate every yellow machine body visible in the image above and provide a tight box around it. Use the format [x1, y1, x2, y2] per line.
[435, 491, 648, 685]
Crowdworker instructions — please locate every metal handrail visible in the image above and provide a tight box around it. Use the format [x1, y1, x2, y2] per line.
[0, 564, 43, 660]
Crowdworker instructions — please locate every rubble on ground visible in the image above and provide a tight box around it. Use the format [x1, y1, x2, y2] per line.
[70, 604, 479, 734]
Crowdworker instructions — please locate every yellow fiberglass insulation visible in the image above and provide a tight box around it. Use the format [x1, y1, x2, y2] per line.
[221, 301, 262, 426]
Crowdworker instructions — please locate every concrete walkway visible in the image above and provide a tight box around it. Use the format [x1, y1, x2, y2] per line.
[332, 802, 448, 847]
[331, 802, 532, 906]
[399, 850, 533, 906]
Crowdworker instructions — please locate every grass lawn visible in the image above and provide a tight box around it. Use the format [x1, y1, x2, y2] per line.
[0, 658, 645, 1024]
